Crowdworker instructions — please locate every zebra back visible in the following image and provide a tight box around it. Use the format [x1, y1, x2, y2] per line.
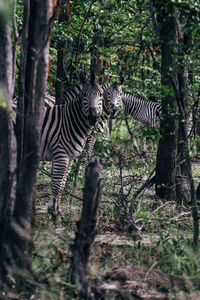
[122, 93, 161, 127]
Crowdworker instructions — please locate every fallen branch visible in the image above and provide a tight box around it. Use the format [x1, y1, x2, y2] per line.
[170, 211, 191, 221]
[149, 201, 177, 216]
[144, 261, 157, 282]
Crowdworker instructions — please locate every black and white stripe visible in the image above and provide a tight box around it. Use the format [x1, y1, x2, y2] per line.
[82, 80, 125, 161]
[40, 71, 103, 216]
[72, 79, 125, 185]
[122, 93, 161, 127]
[101, 79, 124, 119]
[45, 82, 84, 108]
[80, 92, 162, 172]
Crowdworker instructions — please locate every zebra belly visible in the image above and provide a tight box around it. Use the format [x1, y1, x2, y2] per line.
[41, 147, 53, 161]
[59, 128, 89, 159]
[61, 140, 85, 159]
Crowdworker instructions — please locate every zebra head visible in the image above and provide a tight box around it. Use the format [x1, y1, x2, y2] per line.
[101, 75, 124, 119]
[80, 71, 103, 126]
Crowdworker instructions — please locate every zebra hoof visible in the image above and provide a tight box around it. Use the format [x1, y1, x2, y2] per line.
[48, 206, 59, 217]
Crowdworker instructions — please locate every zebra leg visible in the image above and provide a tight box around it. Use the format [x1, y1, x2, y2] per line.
[48, 152, 70, 217]
[85, 133, 96, 166]
[57, 159, 73, 209]
[73, 132, 96, 187]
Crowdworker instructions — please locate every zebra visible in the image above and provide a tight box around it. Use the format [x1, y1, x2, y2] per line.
[100, 75, 124, 120]
[40, 71, 103, 216]
[43, 76, 125, 187]
[122, 93, 162, 127]
[74, 77, 125, 176]
[80, 91, 162, 171]
[45, 74, 124, 115]
[45, 79, 84, 107]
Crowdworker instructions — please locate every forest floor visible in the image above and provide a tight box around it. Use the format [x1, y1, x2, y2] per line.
[18, 127, 200, 300]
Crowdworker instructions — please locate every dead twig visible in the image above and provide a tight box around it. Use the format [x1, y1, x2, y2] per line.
[170, 211, 191, 221]
[149, 201, 177, 217]
[144, 261, 157, 282]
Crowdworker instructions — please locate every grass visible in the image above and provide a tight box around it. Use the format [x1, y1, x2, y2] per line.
[27, 122, 200, 299]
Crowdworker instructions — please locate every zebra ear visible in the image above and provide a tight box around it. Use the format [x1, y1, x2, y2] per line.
[90, 71, 96, 85]
[99, 74, 109, 84]
[77, 70, 88, 84]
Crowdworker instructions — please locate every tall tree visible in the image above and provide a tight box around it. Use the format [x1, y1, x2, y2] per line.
[152, 0, 180, 200]
[0, 0, 17, 291]
[152, 0, 198, 243]
[0, 0, 52, 292]
[55, 1, 70, 104]
[152, 0, 189, 201]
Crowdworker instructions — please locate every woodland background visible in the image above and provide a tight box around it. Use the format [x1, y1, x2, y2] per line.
[0, 0, 200, 299]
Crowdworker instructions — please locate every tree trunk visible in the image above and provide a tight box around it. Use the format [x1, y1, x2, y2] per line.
[153, 0, 179, 199]
[153, 1, 191, 202]
[0, 0, 52, 292]
[69, 159, 103, 299]
[0, 14, 17, 291]
[0, 109, 17, 292]
[55, 5, 69, 104]
[16, 0, 30, 167]
[153, 1, 198, 243]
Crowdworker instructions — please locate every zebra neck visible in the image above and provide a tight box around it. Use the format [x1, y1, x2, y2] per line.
[63, 98, 93, 133]
[122, 93, 141, 111]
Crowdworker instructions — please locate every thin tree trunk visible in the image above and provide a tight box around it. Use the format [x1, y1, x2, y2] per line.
[55, 4, 69, 104]
[0, 109, 17, 292]
[0, 14, 17, 291]
[174, 68, 199, 245]
[69, 159, 103, 299]
[16, 0, 30, 167]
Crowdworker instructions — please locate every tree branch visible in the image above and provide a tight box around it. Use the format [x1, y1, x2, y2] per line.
[12, 0, 19, 97]
[74, 1, 93, 65]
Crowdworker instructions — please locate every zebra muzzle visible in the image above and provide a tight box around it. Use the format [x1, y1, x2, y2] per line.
[88, 108, 99, 125]
[110, 109, 118, 119]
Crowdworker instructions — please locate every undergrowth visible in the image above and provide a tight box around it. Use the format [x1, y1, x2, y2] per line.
[29, 121, 200, 299]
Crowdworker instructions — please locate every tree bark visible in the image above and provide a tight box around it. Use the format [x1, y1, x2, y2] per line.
[16, 0, 30, 167]
[153, 1, 191, 202]
[0, 14, 17, 291]
[14, 0, 52, 276]
[0, 0, 52, 292]
[153, 0, 198, 243]
[0, 109, 17, 292]
[153, 0, 179, 199]
[69, 159, 103, 299]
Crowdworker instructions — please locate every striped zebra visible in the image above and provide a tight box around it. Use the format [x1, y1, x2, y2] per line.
[45, 80, 84, 107]
[40, 71, 103, 216]
[100, 75, 124, 120]
[44, 76, 125, 187]
[73, 77, 125, 177]
[122, 93, 162, 127]
[79, 91, 162, 172]
[45, 74, 124, 115]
